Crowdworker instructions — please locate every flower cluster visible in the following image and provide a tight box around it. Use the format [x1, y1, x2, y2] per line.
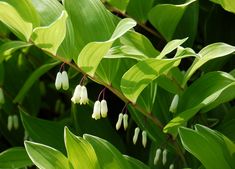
[7, 115, 19, 131]
[115, 113, 128, 130]
[132, 127, 147, 148]
[71, 85, 89, 105]
[153, 148, 173, 168]
[92, 99, 108, 120]
[55, 71, 69, 90]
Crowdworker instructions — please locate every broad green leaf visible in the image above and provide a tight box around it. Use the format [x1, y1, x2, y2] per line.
[183, 43, 235, 86]
[14, 60, 60, 103]
[148, 0, 197, 41]
[0, 41, 31, 63]
[25, 141, 70, 169]
[157, 38, 188, 59]
[123, 155, 150, 169]
[20, 109, 65, 153]
[127, 0, 154, 23]
[84, 134, 132, 169]
[31, 11, 68, 55]
[210, 0, 235, 13]
[121, 58, 181, 103]
[179, 125, 235, 169]
[64, 127, 101, 169]
[107, 0, 129, 12]
[0, 2, 33, 41]
[164, 72, 235, 136]
[77, 18, 136, 76]
[0, 147, 33, 169]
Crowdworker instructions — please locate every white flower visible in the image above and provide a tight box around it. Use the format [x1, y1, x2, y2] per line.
[71, 85, 82, 104]
[61, 71, 69, 90]
[100, 99, 108, 118]
[169, 94, 179, 113]
[154, 148, 162, 165]
[80, 86, 89, 105]
[55, 72, 62, 90]
[133, 127, 140, 144]
[169, 164, 174, 169]
[13, 115, 19, 130]
[115, 113, 123, 130]
[142, 130, 147, 148]
[123, 114, 128, 130]
[92, 101, 101, 120]
[0, 88, 4, 105]
[162, 149, 168, 165]
[7, 115, 13, 131]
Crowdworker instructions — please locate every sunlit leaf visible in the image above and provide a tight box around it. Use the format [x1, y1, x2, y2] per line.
[210, 0, 235, 14]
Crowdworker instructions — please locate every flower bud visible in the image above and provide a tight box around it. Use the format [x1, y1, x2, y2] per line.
[115, 113, 123, 130]
[0, 88, 5, 105]
[169, 164, 174, 169]
[162, 149, 167, 165]
[154, 148, 162, 165]
[61, 71, 69, 90]
[100, 99, 108, 118]
[123, 114, 128, 130]
[133, 127, 140, 144]
[169, 94, 179, 113]
[7, 115, 13, 131]
[142, 130, 147, 148]
[71, 85, 82, 104]
[80, 86, 89, 105]
[55, 72, 62, 90]
[92, 101, 101, 120]
[13, 115, 19, 130]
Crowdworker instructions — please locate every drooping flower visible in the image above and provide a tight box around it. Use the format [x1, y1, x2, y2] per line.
[142, 130, 147, 148]
[169, 94, 179, 113]
[7, 115, 13, 131]
[80, 86, 89, 105]
[133, 127, 140, 144]
[123, 114, 128, 130]
[92, 101, 101, 120]
[154, 148, 162, 165]
[0, 88, 4, 105]
[55, 72, 62, 90]
[162, 149, 168, 165]
[13, 115, 19, 130]
[116, 113, 123, 130]
[71, 85, 82, 104]
[61, 71, 69, 90]
[100, 99, 108, 118]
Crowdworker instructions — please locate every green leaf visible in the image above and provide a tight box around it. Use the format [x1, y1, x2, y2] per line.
[84, 134, 132, 169]
[31, 11, 68, 55]
[148, 0, 197, 41]
[64, 127, 101, 169]
[0, 2, 33, 41]
[164, 72, 235, 136]
[0, 41, 31, 63]
[0, 147, 33, 169]
[107, 0, 129, 12]
[123, 155, 150, 169]
[20, 109, 65, 153]
[14, 60, 60, 103]
[157, 38, 188, 59]
[77, 18, 136, 76]
[183, 43, 235, 86]
[127, 0, 154, 23]
[121, 58, 181, 103]
[210, 0, 235, 13]
[179, 125, 235, 169]
[25, 141, 70, 169]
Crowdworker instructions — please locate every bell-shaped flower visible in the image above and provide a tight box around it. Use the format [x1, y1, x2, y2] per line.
[123, 114, 128, 130]
[55, 72, 62, 90]
[7, 115, 13, 131]
[115, 113, 123, 130]
[0, 88, 4, 105]
[162, 149, 168, 165]
[61, 71, 69, 90]
[80, 86, 89, 105]
[133, 127, 140, 144]
[71, 85, 82, 104]
[142, 130, 147, 148]
[100, 99, 108, 118]
[169, 94, 179, 113]
[154, 148, 162, 165]
[92, 101, 101, 120]
[13, 115, 19, 130]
